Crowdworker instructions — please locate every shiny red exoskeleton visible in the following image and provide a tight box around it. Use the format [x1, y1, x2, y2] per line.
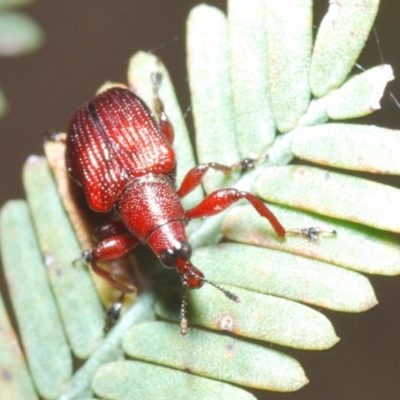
[66, 77, 322, 335]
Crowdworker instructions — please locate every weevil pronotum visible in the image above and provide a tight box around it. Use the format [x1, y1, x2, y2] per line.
[63, 73, 331, 335]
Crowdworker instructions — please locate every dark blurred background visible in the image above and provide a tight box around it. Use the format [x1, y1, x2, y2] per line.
[1, 1, 400, 399]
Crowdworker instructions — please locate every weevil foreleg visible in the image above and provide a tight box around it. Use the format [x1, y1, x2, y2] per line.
[84, 234, 139, 293]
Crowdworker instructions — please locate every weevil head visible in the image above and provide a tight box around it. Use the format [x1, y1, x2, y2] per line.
[172, 256, 239, 337]
[147, 221, 204, 289]
[159, 239, 191, 267]
[158, 238, 205, 289]
[147, 221, 239, 336]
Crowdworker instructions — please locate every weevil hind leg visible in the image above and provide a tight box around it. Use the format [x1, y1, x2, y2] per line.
[286, 226, 337, 241]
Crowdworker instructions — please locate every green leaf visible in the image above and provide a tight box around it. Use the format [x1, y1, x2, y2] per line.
[292, 123, 400, 174]
[298, 95, 330, 126]
[57, 291, 156, 400]
[265, 0, 312, 132]
[92, 360, 256, 400]
[23, 156, 104, 358]
[255, 165, 400, 233]
[222, 204, 400, 276]
[310, 0, 380, 97]
[0, 291, 37, 400]
[192, 244, 377, 312]
[327, 65, 394, 119]
[0, 11, 44, 56]
[228, 0, 275, 156]
[187, 5, 239, 193]
[123, 321, 308, 391]
[0, 200, 72, 399]
[156, 284, 338, 350]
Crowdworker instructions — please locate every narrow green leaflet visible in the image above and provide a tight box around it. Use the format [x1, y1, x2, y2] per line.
[222, 204, 400, 275]
[156, 284, 338, 350]
[0, 201, 72, 399]
[23, 156, 104, 358]
[92, 360, 256, 400]
[192, 244, 377, 312]
[187, 5, 239, 193]
[0, 11, 44, 56]
[310, 0, 380, 97]
[264, 0, 312, 133]
[123, 321, 308, 392]
[0, 292, 37, 400]
[327, 65, 394, 119]
[58, 291, 156, 400]
[127, 51, 160, 113]
[292, 123, 400, 174]
[127, 51, 203, 211]
[255, 165, 400, 233]
[228, 0, 275, 156]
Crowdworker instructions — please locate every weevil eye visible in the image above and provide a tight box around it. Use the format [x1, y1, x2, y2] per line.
[160, 241, 192, 267]
[159, 248, 175, 267]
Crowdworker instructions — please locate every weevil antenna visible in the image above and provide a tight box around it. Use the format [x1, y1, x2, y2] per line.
[180, 285, 189, 337]
[179, 269, 240, 336]
[188, 269, 240, 303]
[202, 278, 241, 303]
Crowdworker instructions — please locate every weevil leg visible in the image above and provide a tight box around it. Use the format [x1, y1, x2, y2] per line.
[43, 130, 67, 144]
[93, 220, 130, 242]
[185, 189, 335, 241]
[85, 234, 140, 293]
[286, 226, 337, 241]
[158, 104, 174, 144]
[177, 157, 265, 199]
[151, 72, 174, 144]
[185, 189, 286, 237]
[104, 293, 125, 332]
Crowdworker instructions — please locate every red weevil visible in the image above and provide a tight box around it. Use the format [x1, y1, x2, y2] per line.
[65, 74, 326, 335]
